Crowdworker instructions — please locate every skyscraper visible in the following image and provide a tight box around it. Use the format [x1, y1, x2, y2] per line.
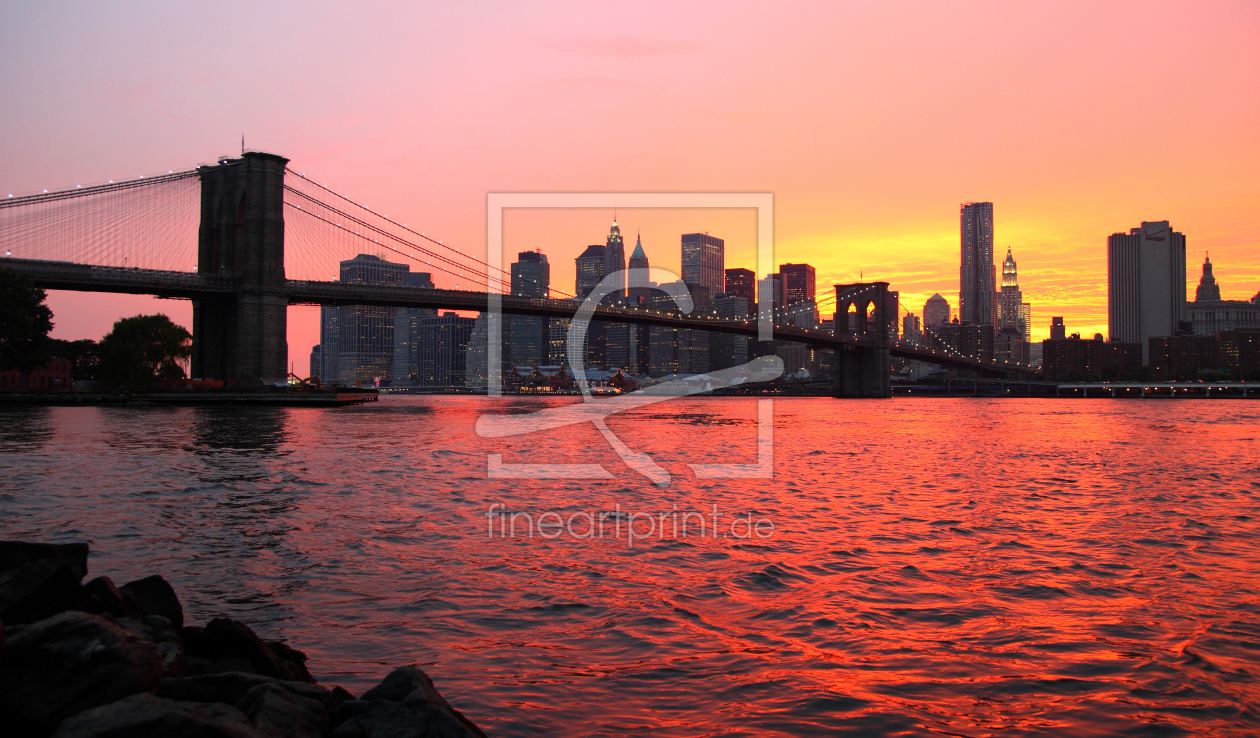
[923, 294, 950, 328]
[391, 270, 437, 385]
[1188, 254, 1260, 336]
[319, 254, 410, 384]
[509, 250, 549, 367]
[779, 263, 816, 307]
[628, 233, 651, 302]
[724, 268, 755, 315]
[711, 293, 750, 371]
[960, 202, 996, 326]
[681, 233, 724, 296]
[575, 244, 606, 300]
[604, 220, 626, 298]
[1108, 221, 1187, 364]
[416, 312, 476, 387]
[998, 247, 1032, 341]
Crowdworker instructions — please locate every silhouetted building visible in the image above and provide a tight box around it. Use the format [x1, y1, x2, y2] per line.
[779, 263, 815, 307]
[682, 233, 724, 296]
[934, 320, 994, 361]
[724, 268, 755, 313]
[1108, 220, 1187, 364]
[1188, 254, 1260, 336]
[1050, 317, 1066, 341]
[960, 202, 996, 327]
[309, 345, 321, 380]
[417, 312, 476, 387]
[320, 254, 410, 385]
[994, 325, 1028, 365]
[902, 314, 921, 339]
[1218, 330, 1260, 380]
[759, 274, 783, 314]
[628, 233, 651, 301]
[1149, 334, 1220, 381]
[923, 294, 950, 328]
[575, 244, 608, 368]
[1043, 335, 1141, 381]
[998, 247, 1032, 341]
[509, 251, 549, 368]
[391, 271, 437, 385]
[710, 293, 749, 371]
[604, 220, 626, 298]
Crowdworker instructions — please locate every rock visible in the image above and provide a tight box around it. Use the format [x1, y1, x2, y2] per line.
[237, 683, 329, 738]
[185, 617, 308, 682]
[0, 611, 163, 733]
[329, 699, 484, 738]
[0, 540, 89, 582]
[358, 666, 486, 738]
[142, 615, 182, 645]
[203, 657, 259, 675]
[331, 685, 356, 705]
[0, 558, 85, 624]
[158, 641, 196, 678]
[120, 575, 183, 629]
[83, 576, 143, 619]
[157, 671, 336, 708]
[50, 692, 260, 738]
[266, 639, 315, 683]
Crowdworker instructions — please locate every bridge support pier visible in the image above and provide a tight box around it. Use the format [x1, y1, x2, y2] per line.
[831, 281, 892, 398]
[191, 152, 289, 385]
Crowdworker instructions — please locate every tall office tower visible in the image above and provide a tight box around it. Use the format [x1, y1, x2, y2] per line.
[464, 314, 488, 388]
[509, 251, 549, 367]
[647, 291, 681, 377]
[574, 243, 608, 368]
[308, 345, 321, 380]
[960, 202, 996, 326]
[724, 268, 755, 315]
[546, 318, 570, 367]
[604, 220, 626, 298]
[711, 294, 750, 371]
[416, 312, 476, 387]
[1107, 220, 1187, 364]
[1050, 316, 1066, 341]
[391, 271, 437, 386]
[779, 263, 816, 307]
[575, 244, 606, 300]
[678, 282, 710, 374]
[681, 233, 725, 296]
[997, 247, 1032, 341]
[923, 293, 950, 328]
[628, 233, 651, 301]
[758, 274, 783, 314]
[902, 314, 922, 338]
[322, 254, 410, 385]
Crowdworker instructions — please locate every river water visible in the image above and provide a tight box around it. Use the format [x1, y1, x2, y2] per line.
[1, 397, 1258, 736]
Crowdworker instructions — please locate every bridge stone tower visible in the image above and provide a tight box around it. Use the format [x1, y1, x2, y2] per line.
[191, 152, 289, 384]
[832, 282, 891, 398]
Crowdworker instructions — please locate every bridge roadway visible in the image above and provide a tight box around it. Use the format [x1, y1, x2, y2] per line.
[3, 257, 1034, 378]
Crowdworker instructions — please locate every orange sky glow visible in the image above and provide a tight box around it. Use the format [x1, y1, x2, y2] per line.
[2, 1, 1257, 362]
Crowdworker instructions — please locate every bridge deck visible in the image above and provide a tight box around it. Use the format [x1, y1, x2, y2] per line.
[3, 257, 1035, 378]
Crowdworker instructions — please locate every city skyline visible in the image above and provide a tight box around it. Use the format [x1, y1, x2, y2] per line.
[6, 3, 1256, 366]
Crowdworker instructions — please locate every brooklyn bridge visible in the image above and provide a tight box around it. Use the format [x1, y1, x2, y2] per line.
[0, 152, 1035, 396]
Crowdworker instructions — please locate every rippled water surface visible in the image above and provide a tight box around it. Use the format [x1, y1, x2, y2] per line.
[2, 397, 1259, 736]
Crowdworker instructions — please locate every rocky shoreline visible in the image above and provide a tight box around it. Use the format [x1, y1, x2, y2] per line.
[0, 540, 487, 737]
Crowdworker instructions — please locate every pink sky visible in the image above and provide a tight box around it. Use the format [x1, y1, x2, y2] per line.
[2, 1, 1257, 364]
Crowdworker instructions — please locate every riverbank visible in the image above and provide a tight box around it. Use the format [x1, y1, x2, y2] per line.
[0, 540, 485, 737]
[0, 389, 378, 407]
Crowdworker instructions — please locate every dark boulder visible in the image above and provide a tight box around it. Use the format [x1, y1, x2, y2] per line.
[49, 693, 259, 738]
[184, 617, 310, 682]
[0, 558, 84, 624]
[237, 683, 329, 738]
[266, 639, 315, 683]
[120, 575, 183, 629]
[158, 671, 336, 708]
[0, 611, 163, 733]
[0, 541, 89, 582]
[358, 666, 486, 738]
[329, 698, 484, 738]
[83, 577, 143, 620]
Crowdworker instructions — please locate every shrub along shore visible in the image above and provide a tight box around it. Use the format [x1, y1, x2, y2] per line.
[0, 540, 486, 738]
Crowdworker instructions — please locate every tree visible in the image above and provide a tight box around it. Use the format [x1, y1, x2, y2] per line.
[49, 338, 100, 380]
[0, 268, 54, 374]
[98, 314, 191, 387]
